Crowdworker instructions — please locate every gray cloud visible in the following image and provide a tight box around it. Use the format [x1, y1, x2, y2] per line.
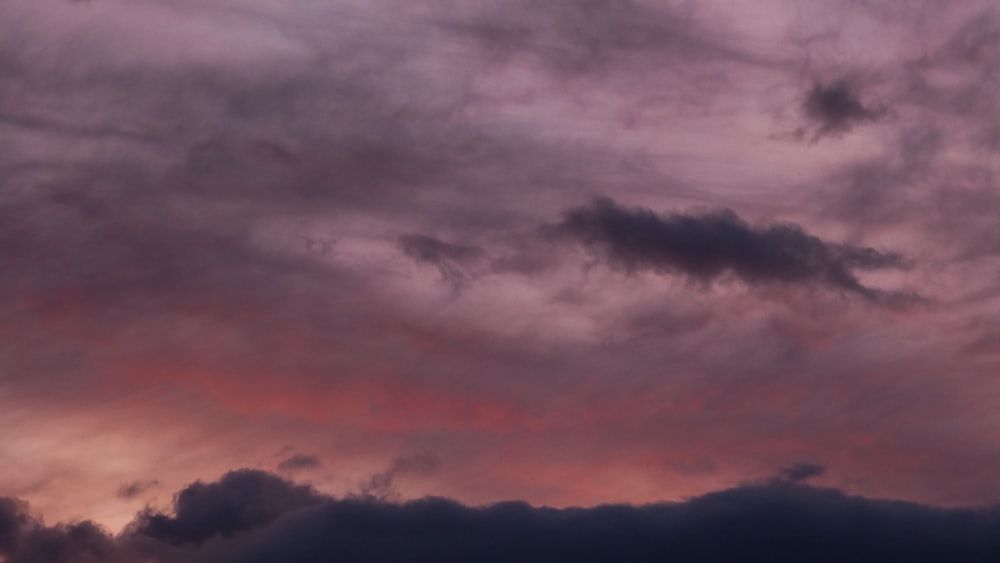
[802, 80, 884, 140]
[117, 481, 159, 501]
[398, 234, 484, 266]
[398, 234, 485, 289]
[132, 470, 323, 546]
[773, 463, 826, 484]
[442, 0, 771, 76]
[276, 455, 321, 474]
[360, 453, 440, 501]
[0, 498, 120, 563]
[556, 197, 906, 298]
[0, 497, 30, 553]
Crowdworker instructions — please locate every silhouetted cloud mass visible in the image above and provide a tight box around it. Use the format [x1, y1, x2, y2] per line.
[0, 499, 117, 563]
[132, 470, 323, 546]
[557, 197, 904, 297]
[5, 471, 1000, 562]
[0, 497, 29, 553]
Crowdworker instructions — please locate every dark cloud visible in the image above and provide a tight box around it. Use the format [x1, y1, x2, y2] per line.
[132, 470, 323, 546]
[556, 197, 906, 298]
[773, 462, 826, 484]
[360, 453, 440, 501]
[398, 234, 484, 266]
[117, 481, 159, 500]
[10, 471, 1000, 562]
[802, 80, 884, 140]
[0, 497, 30, 553]
[276, 455, 320, 473]
[6, 521, 118, 563]
[0, 499, 121, 563]
[398, 234, 485, 289]
[220, 485, 1000, 563]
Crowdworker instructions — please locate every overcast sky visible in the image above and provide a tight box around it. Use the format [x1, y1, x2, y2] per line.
[3, 0, 1000, 560]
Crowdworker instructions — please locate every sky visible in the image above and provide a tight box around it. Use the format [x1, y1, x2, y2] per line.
[2, 0, 1000, 560]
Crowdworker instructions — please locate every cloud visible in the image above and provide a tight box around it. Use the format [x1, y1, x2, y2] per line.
[901, 10, 1000, 123]
[398, 234, 484, 266]
[398, 234, 485, 289]
[555, 197, 906, 298]
[3, 0, 1000, 533]
[359, 453, 440, 500]
[0, 499, 120, 563]
[802, 80, 884, 140]
[117, 481, 159, 500]
[8, 471, 1000, 562]
[131, 470, 323, 546]
[276, 455, 320, 474]
[7, 521, 118, 563]
[0, 497, 30, 553]
[772, 462, 826, 484]
[442, 0, 769, 76]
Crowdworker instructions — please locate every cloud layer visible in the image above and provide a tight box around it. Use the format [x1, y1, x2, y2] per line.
[5, 471, 1000, 563]
[3, 0, 1000, 537]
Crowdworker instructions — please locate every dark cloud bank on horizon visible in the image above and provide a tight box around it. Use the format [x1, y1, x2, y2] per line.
[3, 469, 1000, 563]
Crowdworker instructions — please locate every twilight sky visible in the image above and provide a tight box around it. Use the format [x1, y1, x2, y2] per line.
[3, 0, 1000, 559]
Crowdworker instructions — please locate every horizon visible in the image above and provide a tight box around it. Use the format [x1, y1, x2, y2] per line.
[6, 468, 1000, 562]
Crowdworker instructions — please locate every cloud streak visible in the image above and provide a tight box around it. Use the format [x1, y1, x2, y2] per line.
[556, 197, 906, 298]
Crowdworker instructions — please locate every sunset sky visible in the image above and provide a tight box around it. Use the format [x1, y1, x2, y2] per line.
[3, 0, 1000, 560]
